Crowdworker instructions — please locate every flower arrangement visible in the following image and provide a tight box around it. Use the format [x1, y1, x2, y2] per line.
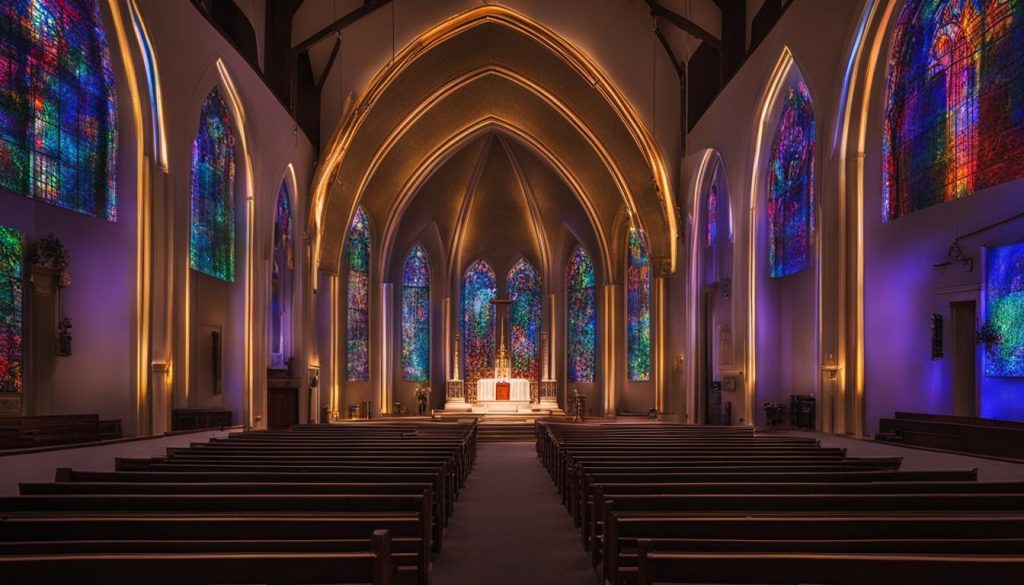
[414, 385, 431, 400]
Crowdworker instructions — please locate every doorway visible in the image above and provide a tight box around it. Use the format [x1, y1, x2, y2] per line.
[950, 301, 978, 417]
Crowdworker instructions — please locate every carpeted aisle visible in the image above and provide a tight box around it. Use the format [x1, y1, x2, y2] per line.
[431, 442, 594, 585]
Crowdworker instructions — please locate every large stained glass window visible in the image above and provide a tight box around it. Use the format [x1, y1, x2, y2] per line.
[507, 258, 541, 381]
[270, 181, 291, 366]
[462, 260, 495, 385]
[0, 0, 118, 219]
[884, 0, 1024, 221]
[567, 245, 596, 383]
[0, 226, 22, 393]
[190, 88, 236, 282]
[401, 244, 430, 382]
[984, 241, 1024, 377]
[345, 206, 371, 381]
[627, 229, 651, 381]
[767, 82, 815, 278]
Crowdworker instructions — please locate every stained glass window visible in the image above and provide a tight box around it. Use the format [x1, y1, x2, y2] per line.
[767, 82, 815, 279]
[0, 226, 22, 394]
[627, 229, 651, 381]
[402, 244, 430, 382]
[0, 0, 118, 219]
[507, 258, 541, 381]
[190, 87, 236, 282]
[984, 241, 1024, 377]
[567, 245, 596, 383]
[705, 168, 719, 249]
[270, 181, 291, 365]
[884, 0, 1024, 221]
[345, 206, 371, 382]
[462, 260, 495, 385]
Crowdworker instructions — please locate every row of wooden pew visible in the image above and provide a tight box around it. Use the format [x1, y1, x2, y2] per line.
[536, 421, 1024, 584]
[0, 421, 477, 584]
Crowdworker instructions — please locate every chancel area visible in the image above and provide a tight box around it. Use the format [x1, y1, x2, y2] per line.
[3, 0, 1024, 583]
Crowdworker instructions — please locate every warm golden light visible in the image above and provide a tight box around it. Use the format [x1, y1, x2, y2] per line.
[216, 59, 256, 430]
[309, 5, 679, 276]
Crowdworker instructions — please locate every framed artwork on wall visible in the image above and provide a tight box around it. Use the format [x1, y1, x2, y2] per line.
[982, 242, 1024, 377]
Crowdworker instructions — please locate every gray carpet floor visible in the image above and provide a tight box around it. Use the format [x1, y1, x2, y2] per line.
[431, 442, 593, 585]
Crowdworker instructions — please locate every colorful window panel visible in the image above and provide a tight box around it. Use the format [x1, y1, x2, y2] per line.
[507, 258, 541, 381]
[0, 0, 118, 219]
[706, 178, 719, 249]
[401, 244, 430, 382]
[883, 0, 1024, 221]
[345, 206, 371, 381]
[274, 181, 292, 270]
[627, 229, 651, 381]
[462, 260, 495, 385]
[190, 87, 236, 282]
[0, 226, 22, 393]
[767, 82, 815, 278]
[984, 241, 1024, 377]
[567, 245, 596, 383]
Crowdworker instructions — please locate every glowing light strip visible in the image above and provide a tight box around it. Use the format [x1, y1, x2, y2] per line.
[215, 58, 256, 429]
[106, 0, 150, 434]
[377, 117, 615, 282]
[310, 5, 678, 274]
[746, 48, 795, 427]
[688, 148, 716, 422]
[126, 0, 168, 171]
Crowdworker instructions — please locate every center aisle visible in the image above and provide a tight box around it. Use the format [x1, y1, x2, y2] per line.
[431, 442, 593, 585]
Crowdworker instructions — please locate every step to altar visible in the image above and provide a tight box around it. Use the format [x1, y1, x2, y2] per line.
[433, 402, 566, 419]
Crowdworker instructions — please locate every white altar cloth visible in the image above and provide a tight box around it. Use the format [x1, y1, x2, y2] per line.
[476, 378, 531, 401]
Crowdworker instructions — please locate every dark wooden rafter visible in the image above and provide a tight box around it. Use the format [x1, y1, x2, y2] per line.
[653, 22, 685, 80]
[316, 36, 343, 91]
[644, 0, 722, 51]
[293, 0, 393, 55]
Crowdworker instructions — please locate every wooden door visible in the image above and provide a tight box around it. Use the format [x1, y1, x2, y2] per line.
[267, 387, 298, 429]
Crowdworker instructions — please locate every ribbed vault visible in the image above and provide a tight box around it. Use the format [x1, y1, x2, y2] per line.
[310, 5, 678, 279]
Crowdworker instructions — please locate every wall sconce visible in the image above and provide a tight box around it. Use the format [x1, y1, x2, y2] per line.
[821, 353, 840, 380]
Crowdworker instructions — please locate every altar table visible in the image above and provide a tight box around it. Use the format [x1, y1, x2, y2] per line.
[476, 378, 531, 401]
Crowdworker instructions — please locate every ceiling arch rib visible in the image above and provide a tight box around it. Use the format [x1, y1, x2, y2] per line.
[311, 5, 678, 277]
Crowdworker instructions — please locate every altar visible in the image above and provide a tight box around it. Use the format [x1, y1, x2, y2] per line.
[476, 378, 531, 402]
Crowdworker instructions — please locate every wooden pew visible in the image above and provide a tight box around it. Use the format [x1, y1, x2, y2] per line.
[0, 530, 393, 585]
[638, 551, 1024, 585]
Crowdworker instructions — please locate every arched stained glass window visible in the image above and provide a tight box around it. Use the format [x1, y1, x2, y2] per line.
[567, 245, 595, 383]
[705, 170, 719, 249]
[507, 258, 541, 381]
[0, 0, 118, 219]
[0, 226, 23, 394]
[270, 181, 291, 366]
[767, 81, 814, 279]
[462, 260, 496, 385]
[190, 87, 236, 282]
[627, 229, 651, 381]
[884, 0, 1024, 221]
[345, 206, 371, 381]
[402, 244, 430, 382]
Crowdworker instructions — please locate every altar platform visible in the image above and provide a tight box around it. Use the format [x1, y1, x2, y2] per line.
[434, 400, 564, 415]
